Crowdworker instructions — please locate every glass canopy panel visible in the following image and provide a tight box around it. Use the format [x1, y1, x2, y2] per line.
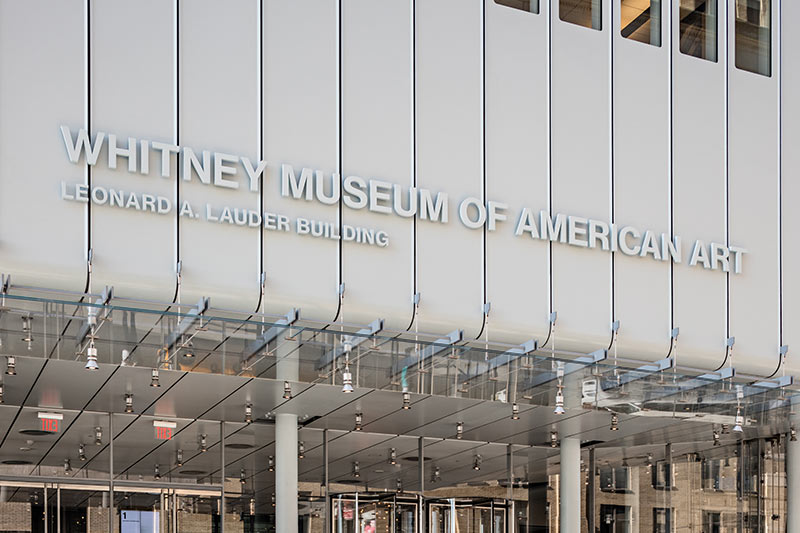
[0, 288, 795, 427]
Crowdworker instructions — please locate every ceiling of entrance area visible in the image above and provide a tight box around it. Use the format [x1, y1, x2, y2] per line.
[0, 355, 789, 515]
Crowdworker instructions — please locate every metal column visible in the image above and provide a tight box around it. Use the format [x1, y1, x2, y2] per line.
[275, 414, 298, 533]
[559, 438, 580, 533]
[276, 330, 299, 533]
[789, 431, 800, 533]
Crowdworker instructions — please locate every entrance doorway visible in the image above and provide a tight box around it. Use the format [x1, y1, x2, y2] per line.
[428, 498, 507, 533]
[332, 493, 418, 533]
[330, 494, 509, 533]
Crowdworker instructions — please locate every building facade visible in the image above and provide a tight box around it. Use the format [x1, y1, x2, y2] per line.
[0, 0, 797, 532]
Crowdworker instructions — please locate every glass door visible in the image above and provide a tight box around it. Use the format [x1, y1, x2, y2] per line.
[116, 488, 164, 533]
[429, 499, 508, 533]
[332, 494, 418, 533]
[115, 486, 221, 533]
[56, 483, 112, 533]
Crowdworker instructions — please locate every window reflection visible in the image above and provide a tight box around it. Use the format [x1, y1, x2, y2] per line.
[679, 0, 718, 62]
[735, 0, 771, 76]
[621, 0, 661, 46]
[495, 0, 540, 14]
[560, 0, 603, 30]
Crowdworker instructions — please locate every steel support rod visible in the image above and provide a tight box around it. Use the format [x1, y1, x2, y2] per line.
[109, 412, 114, 533]
[220, 420, 225, 533]
[323, 429, 329, 533]
[418, 436, 425, 533]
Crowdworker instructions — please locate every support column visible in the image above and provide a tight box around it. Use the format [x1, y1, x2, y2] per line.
[276, 413, 298, 533]
[788, 431, 800, 533]
[276, 331, 299, 533]
[560, 438, 580, 533]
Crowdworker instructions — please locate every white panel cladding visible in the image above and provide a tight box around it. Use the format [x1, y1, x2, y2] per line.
[484, 0, 550, 344]
[727, 3, 780, 377]
[415, 0, 484, 338]
[0, 1, 796, 377]
[89, 1, 177, 300]
[782, 0, 800, 377]
[671, 5, 728, 370]
[178, 0, 261, 311]
[612, 3, 671, 361]
[0, 1, 86, 290]
[340, 0, 414, 330]
[263, 0, 340, 321]
[550, 3, 613, 352]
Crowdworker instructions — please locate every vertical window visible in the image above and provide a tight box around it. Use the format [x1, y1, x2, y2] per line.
[735, 0, 771, 76]
[652, 508, 671, 533]
[495, 0, 540, 14]
[701, 459, 722, 490]
[560, 0, 602, 30]
[621, 0, 661, 46]
[599, 466, 630, 492]
[702, 511, 722, 533]
[600, 505, 632, 533]
[679, 0, 718, 62]
[651, 460, 672, 489]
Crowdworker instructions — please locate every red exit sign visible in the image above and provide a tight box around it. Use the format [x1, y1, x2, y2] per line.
[154, 427, 173, 440]
[37, 413, 63, 433]
[41, 418, 59, 433]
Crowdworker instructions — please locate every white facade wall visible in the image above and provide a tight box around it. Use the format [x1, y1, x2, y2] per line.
[0, 0, 792, 378]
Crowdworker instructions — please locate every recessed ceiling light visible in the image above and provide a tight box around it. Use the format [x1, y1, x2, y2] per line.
[179, 470, 207, 476]
[226, 443, 255, 450]
[19, 429, 52, 437]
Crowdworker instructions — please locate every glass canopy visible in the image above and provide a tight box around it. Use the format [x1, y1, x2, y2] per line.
[0, 285, 794, 431]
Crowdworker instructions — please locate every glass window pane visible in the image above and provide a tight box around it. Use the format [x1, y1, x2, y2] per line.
[560, 0, 603, 30]
[495, 0, 540, 14]
[621, 0, 661, 46]
[735, 0, 771, 76]
[679, 0, 718, 62]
